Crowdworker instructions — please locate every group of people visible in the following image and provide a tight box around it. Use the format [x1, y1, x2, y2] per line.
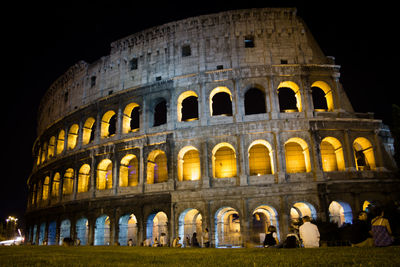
[351, 208, 393, 247]
[172, 228, 210, 248]
[263, 215, 320, 248]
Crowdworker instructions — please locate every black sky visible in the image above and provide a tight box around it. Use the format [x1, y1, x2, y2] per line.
[1, 1, 398, 229]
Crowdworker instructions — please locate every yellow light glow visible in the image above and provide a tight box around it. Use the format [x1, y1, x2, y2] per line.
[285, 137, 311, 173]
[177, 91, 198, 122]
[212, 142, 237, 178]
[277, 81, 302, 112]
[311, 81, 334, 111]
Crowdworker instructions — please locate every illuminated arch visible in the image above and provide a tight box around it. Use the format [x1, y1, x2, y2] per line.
[78, 164, 90, 193]
[177, 146, 201, 181]
[290, 202, 317, 223]
[122, 103, 140, 134]
[277, 81, 302, 112]
[147, 150, 168, 184]
[59, 219, 71, 245]
[329, 201, 353, 227]
[41, 142, 47, 163]
[353, 137, 376, 171]
[67, 124, 79, 150]
[311, 81, 334, 111]
[212, 143, 237, 178]
[76, 217, 89, 245]
[51, 172, 61, 198]
[62, 168, 74, 195]
[101, 110, 117, 138]
[56, 130, 65, 155]
[82, 117, 96, 145]
[251, 205, 279, 245]
[177, 91, 199, 122]
[97, 159, 113, 190]
[120, 154, 139, 187]
[119, 214, 138, 246]
[209, 86, 233, 116]
[215, 207, 241, 247]
[42, 176, 50, 201]
[285, 137, 311, 173]
[94, 215, 110, 245]
[320, 137, 345, 171]
[248, 140, 274, 175]
[178, 209, 203, 246]
[146, 211, 168, 246]
[48, 136, 55, 159]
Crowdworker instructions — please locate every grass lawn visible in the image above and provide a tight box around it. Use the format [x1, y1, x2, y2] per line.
[0, 246, 399, 266]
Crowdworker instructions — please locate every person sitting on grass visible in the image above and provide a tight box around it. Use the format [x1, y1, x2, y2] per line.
[263, 225, 279, 247]
[283, 226, 300, 248]
[299, 216, 320, 248]
[172, 237, 182, 248]
[371, 208, 393, 247]
[350, 211, 373, 247]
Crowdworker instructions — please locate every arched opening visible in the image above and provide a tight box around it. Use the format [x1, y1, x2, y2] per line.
[56, 130, 65, 155]
[48, 136, 55, 159]
[101, 110, 117, 138]
[251, 205, 279, 246]
[178, 209, 203, 247]
[321, 137, 345, 171]
[78, 164, 90, 193]
[62, 168, 74, 195]
[146, 211, 168, 246]
[244, 88, 266, 115]
[210, 87, 233, 116]
[119, 214, 138, 246]
[215, 207, 241, 247]
[76, 218, 89, 245]
[82, 117, 96, 145]
[97, 159, 113, 190]
[67, 124, 79, 150]
[329, 201, 353, 227]
[52, 173, 61, 198]
[248, 140, 274, 175]
[122, 103, 140, 133]
[277, 81, 302, 112]
[177, 91, 199, 122]
[32, 224, 37, 245]
[285, 138, 311, 173]
[353, 137, 376, 171]
[290, 202, 317, 225]
[47, 221, 57, 245]
[146, 150, 168, 184]
[41, 142, 47, 163]
[94, 215, 110, 245]
[177, 146, 201, 181]
[42, 176, 50, 201]
[311, 81, 334, 111]
[120, 154, 139, 187]
[154, 100, 167, 127]
[39, 222, 45, 245]
[59, 219, 71, 245]
[212, 143, 237, 178]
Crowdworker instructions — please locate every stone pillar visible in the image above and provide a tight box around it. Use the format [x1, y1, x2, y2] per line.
[88, 218, 95, 246]
[343, 130, 356, 171]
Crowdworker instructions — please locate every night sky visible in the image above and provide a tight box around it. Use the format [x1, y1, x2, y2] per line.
[1, 1, 398, 230]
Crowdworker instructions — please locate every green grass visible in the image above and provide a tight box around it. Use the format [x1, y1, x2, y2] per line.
[0, 246, 399, 266]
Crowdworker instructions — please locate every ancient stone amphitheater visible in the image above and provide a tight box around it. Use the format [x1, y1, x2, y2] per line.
[26, 8, 399, 247]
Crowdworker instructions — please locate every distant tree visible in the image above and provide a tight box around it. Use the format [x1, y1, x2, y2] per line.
[391, 104, 400, 169]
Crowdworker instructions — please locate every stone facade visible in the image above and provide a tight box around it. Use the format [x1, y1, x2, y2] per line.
[26, 8, 399, 247]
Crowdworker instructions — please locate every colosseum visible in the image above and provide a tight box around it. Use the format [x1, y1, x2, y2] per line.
[26, 7, 399, 247]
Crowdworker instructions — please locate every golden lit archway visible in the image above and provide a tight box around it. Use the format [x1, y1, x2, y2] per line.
[212, 143, 237, 178]
[147, 150, 168, 184]
[251, 205, 279, 245]
[41, 142, 47, 163]
[290, 202, 317, 224]
[67, 124, 79, 150]
[42, 176, 50, 201]
[329, 201, 353, 227]
[277, 81, 302, 112]
[209, 86, 233, 116]
[122, 103, 140, 134]
[78, 164, 90, 193]
[215, 207, 241, 247]
[177, 146, 201, 181]
[52, 172, 61, 198]
[248, 140, 274, 175]
[56, 130, 65, 155]
[82, 117, 96, 145]
[320, 137, 345, 171]
[97, 159, 113, 190]
[285, 137, 311, 173]
[48, 136, 55, 159]
[311, 81, 334, 111]
[63, 168, 74, 195]
[120, 154, 139, 187]
[177, 91, 199, 122]
[353, 137, 376, 171]
[101, 110, 117, 138]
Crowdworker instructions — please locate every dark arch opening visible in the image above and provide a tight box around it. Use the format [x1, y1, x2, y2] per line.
[311, 87, 328, 111]
[154, 100, 167, 126]
[181, 96, 199, 121]
[244, 88, 266, 115]
[108, 115, 117, 136]
[212, 92, 232, 116]
[130, 106, 140, 130]
[278, 87, 298, 112]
